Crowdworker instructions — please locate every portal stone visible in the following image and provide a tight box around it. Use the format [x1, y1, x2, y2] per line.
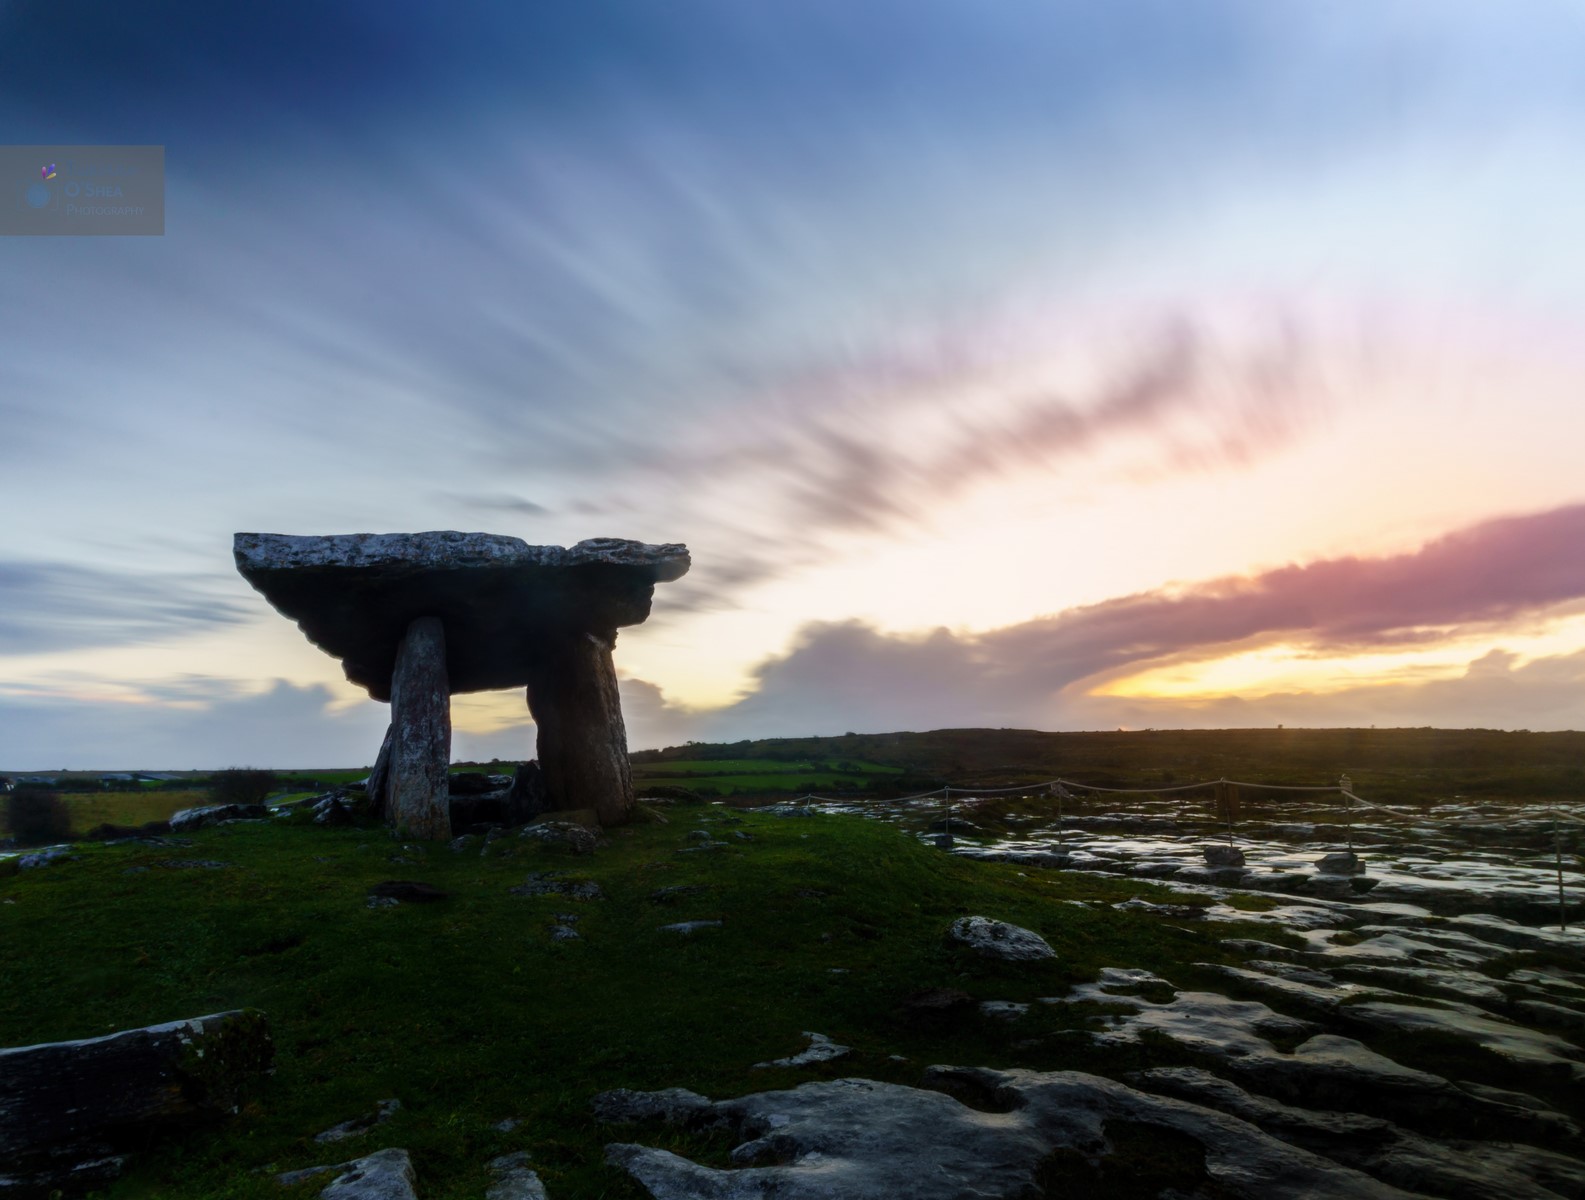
[526, 631, 633, 827]
[389, 616, 451, 840]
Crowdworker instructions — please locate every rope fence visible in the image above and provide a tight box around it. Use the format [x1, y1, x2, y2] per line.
[779, 772, 1581, 932]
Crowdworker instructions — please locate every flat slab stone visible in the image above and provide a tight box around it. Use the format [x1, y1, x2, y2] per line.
[234, 532, 689, 699]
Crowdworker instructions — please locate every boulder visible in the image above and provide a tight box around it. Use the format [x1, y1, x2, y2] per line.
[520, 821, 598, 855]
[16, 846, 76, 870]
[0, 1010, 272, 1191]
[485, 1151, 549, 1200]
[169, 803, 269, 832]
[751, 1032, 850, 1069]
[1203, 844, 1246, 868]
[509, 872, 604, 900]
[1317, 852, 1367, 876]
[448, 772, 514, 796]
[277, 1147, 417, 1199]
[601, 1068, 1416, 1199]
[368, 881, 449, 904]
[897, 988, 978, 1030]
[314, 1099, 402, 1144]
[947, 916, 1056, 962]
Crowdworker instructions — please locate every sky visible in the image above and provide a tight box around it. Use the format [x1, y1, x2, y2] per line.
[4, 1, 1585, 767]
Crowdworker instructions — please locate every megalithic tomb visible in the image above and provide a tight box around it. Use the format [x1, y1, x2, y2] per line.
[233, 532, 690, 839]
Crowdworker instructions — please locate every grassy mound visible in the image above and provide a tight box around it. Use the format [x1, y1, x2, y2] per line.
[0, 802, 1292, 1198]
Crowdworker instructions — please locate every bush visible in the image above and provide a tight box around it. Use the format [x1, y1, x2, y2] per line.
[5, 791, 72, 845]
[210, 768, 277, 806]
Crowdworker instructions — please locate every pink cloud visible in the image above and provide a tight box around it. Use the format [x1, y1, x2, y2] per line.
[620, 500, 1585, 742]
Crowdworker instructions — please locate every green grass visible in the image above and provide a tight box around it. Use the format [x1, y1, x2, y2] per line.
[633, 727, 1585, 806]
[631, 758, 904, 796]
[0, 802, 1290, 1199]
[0, 790, 213, 838]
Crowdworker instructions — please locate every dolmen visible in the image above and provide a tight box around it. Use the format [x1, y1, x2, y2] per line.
[234, 531, 689, 840]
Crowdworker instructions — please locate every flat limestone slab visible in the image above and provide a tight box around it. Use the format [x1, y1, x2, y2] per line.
[234, 532, 689, 700]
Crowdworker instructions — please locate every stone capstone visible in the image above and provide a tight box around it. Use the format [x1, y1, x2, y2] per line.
[233, 532, 689, 700]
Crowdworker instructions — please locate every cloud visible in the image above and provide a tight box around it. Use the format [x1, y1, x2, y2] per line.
[616, 500, 1585, 743]
[440, 493, 552, 517]
[1085, 648, 1585, 733]
[0, 680, 389, 771]
[0, 562, 254, 655]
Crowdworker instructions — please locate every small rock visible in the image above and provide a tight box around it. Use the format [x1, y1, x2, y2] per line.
[1317, 852, 1367, 876]
[313, 796, 355, 826]
[549, 924, 582, 941]
[314, 1098, 402, 1144]
[687, 829, 713, 842]
[168, 803, 269, 832]
[366, 896, 400, 909]
[485, 1150, 549, 1200]
[450, 835, 481, 853]
[948, 916, 1056, 962]
[592, 1087, 717, 1126]
[275, 1162, 341, 1187]
[493, 1118, 521, 1133]
[17, 847, 76, 870]
[509, 873, 604, 900]
[979, 1000, 1030, 1021]
[898, 988, 977, 1029]
[733, 831, 755, 841]
[157, 859, 231, 870]
[753, 1032, 851, 1069]
[648, 885, 708, 904]
[368, 881, 448, 904]
[319, 1148, 417, 1199]
[659, 920, 722, 935]
[927, 816, 980, 833]
[520, 821, 597, 855]
[1202, 844, 1246, 868]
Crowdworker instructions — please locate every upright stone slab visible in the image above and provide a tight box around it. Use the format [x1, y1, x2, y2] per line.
[233, 532, 689, 837]
[527, 631, 634, 826]
[389, 616, 451, 840]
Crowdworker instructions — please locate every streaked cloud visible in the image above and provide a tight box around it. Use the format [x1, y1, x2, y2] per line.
[0, 563, 253, 656]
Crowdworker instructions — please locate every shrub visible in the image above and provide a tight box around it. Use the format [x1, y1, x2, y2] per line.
[210, 768, 277, 806]
[5, 791, 72, 845]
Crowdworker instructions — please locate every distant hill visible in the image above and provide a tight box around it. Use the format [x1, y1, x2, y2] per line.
[630, 727, 1585, 804]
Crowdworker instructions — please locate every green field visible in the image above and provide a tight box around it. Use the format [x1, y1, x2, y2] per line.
[631, 757, 902, 796]
[0, 799, 1312, 1199]
[0, 790, 211, 839]
[632, 727, 1585, 806]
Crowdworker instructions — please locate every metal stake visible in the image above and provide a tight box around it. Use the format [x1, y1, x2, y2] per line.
[1558, 817, 1569, 933]
[1340, 774, 1354, 853]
